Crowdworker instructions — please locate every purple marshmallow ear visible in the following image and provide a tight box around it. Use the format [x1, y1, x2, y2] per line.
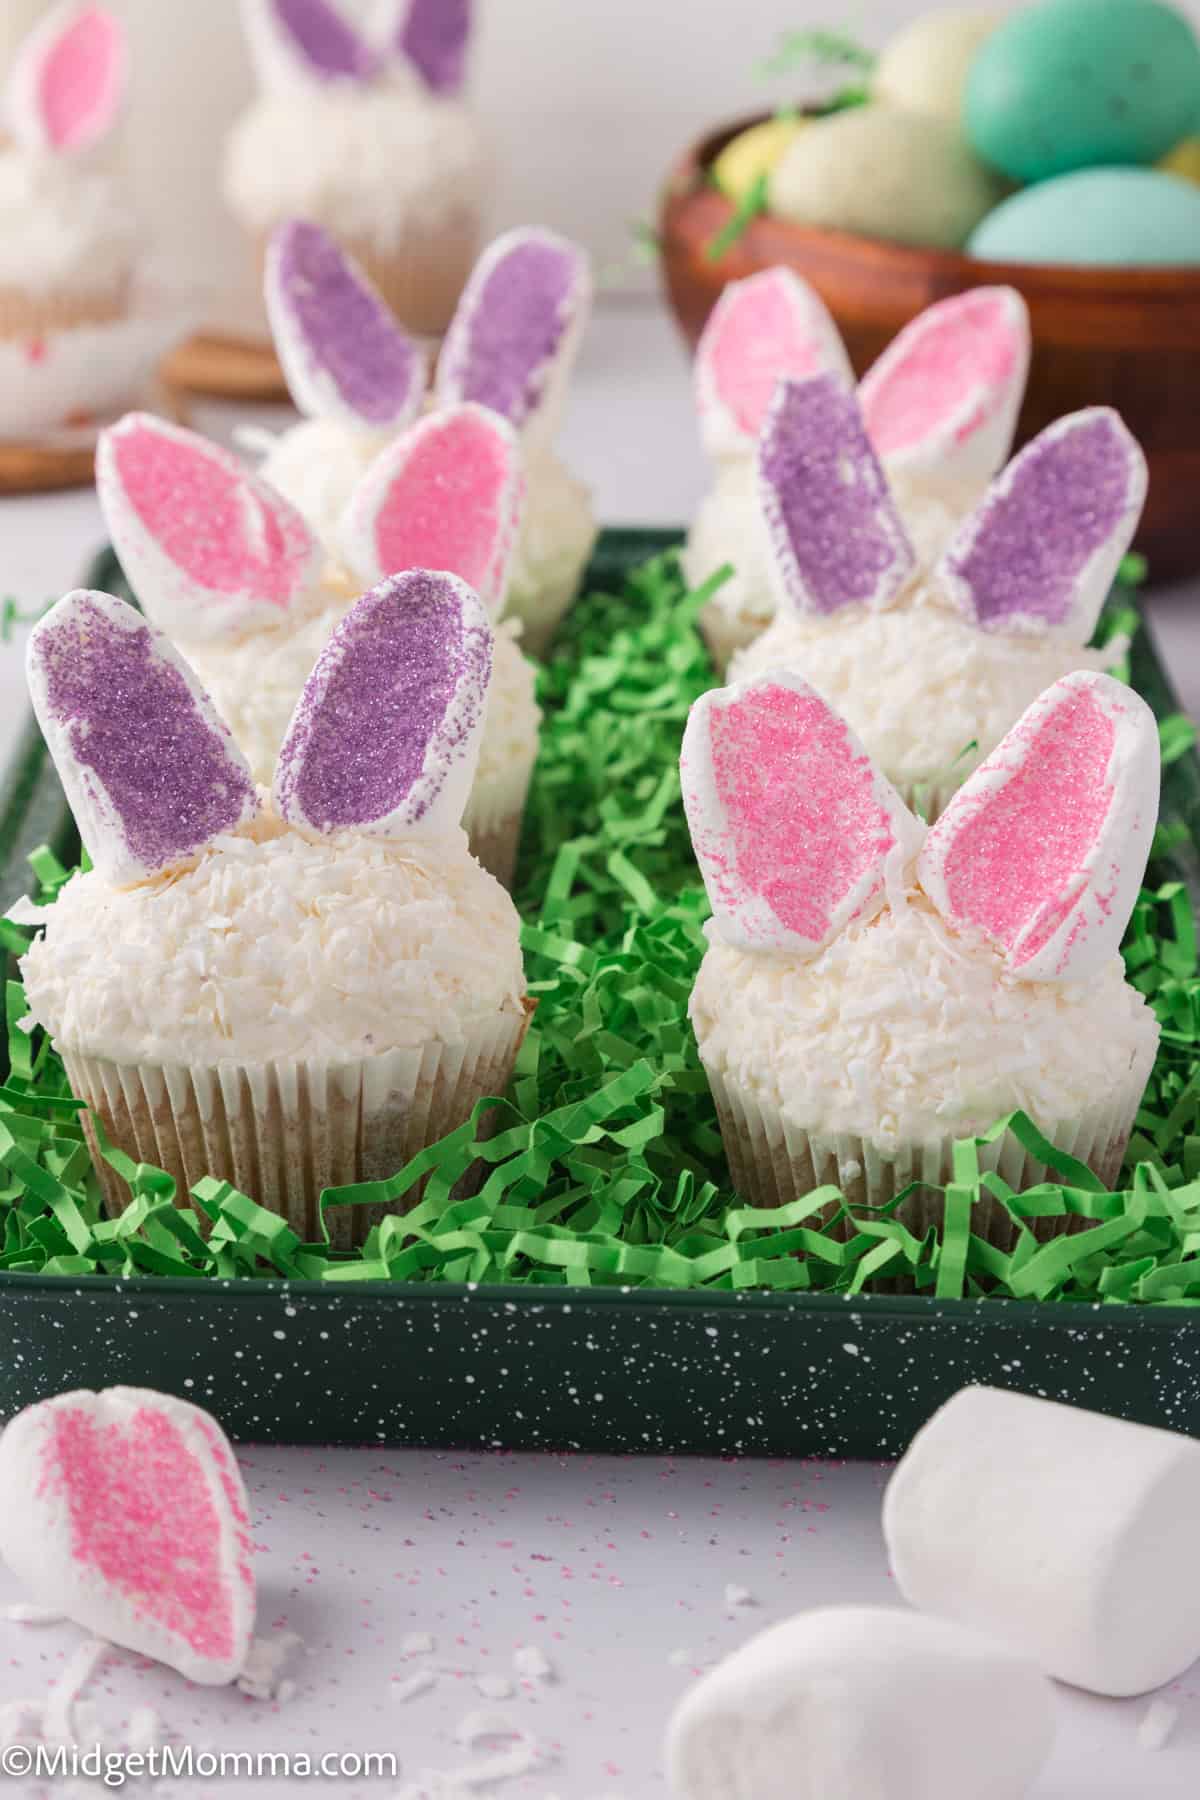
[6, 2, 127, 155]
[241, 0, 380, 92]
[265, 220, 426, 429]
[274, 570, 492, 838]
[395, 0, 473, 94]
[937, 408, 1148, 642]
[757, 375, 917, 620]
[436, 227, 592, 437]
[27, 591, 259, 887]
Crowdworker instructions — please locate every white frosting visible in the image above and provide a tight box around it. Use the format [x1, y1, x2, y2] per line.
[728, 591, 1121, 788]
[20, 812, 526, 1067]
[690, 892, 1158, 1150]
[0, 149, 137, 296]
[223, 84, 485, 248]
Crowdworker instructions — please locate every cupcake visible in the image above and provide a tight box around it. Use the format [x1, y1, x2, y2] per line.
[0, 3, 136, 336]
[21, 573, 531, 1246]
[223, 0, 484, 338]
[684, 271, 1030, 671]
[727, 374, 1144, 820]
[682, 668, 1161, 1245]
[256, 218, 597, 659]
[97, 407, 540, 889]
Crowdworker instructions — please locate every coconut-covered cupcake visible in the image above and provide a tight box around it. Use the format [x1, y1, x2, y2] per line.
[97, 407, 540, 888]
[682, 668, 1161, 1245]
[727, 375, 1144, 820]
[684, 270, 1030, 671]
[21, 575, 530, 1245]
[224, 0, 483, 337]
[255, 219, 596, 659]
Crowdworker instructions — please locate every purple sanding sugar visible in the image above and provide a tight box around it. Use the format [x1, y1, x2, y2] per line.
[276, 221, 419, 426]
[273, 0, 379, 82]
[276, 571, 491, 832]
[398, 0, 472, 94]
[759, 377, 912, 616]
[451, 236, 579, 428]
[35, 596, 256, 875]
[948, 413, 1131, 630]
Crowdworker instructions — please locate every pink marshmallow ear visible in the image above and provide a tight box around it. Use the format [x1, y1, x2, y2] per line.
[240, 0, 380, 92]
[693, 268, 854, 459]
[859, 288, 1031, 493]
[936, 408, 1148, 642]
[758, 374, 916, 620]
[681, 670, 925, 957]
[27, 591, 259, 887]
[395, 0, 473, 94]
[918, 671, 1159, 984]
[274, 569, 492, 838]
[339, 404, 524, 614]
[265, 220, 426, 429]
[6, 3, 127, 155]
[436, 227, 592, 437]
[96, 413, 323, 646]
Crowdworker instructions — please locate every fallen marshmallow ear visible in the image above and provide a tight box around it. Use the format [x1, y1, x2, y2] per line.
[395, 0, 473, 94]
[96, 412, 323, 645]
[918, 670, 1159, 983]
[859, 287, 1030, 494]
[937, 407, 1148, 641]
[435, 227, 592, 437]
[693, 267, 854, 459]
[339, 403, 523, 614]
[681, 670, 925, 957]
[27, 591, 259, 887]
[274, 570, 492, 837]
[265, 219, 426, 429]
[240, 0, 380, 92]
[6, 2, 127, 154]
[758, 374, 917, 620]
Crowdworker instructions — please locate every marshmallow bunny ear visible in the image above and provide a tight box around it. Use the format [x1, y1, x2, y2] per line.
[265, 220, 426, 430]
[27, 591, 259, 887]
[97, 413, 323, 645]
[859, 288, 1031, 494]
[339, 403, 523, 614]
[240, 0, 380, 92]
[274, 570, 492, 837]
[681, 670, 925, 957]
[435, 227, 592, 439]
[395, 0, 473, 94]
[936, 408, 1148, 642]
[759, 375, 917, 620]
[693, 268, 854, 459]
[918, 671, 1159, 984]
[6, 3, 127, 154]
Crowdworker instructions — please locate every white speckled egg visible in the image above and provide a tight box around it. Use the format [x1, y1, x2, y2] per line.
[874, 10, 999, 126]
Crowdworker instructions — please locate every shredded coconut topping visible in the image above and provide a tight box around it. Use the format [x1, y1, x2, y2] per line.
[0, 149, 138, 297]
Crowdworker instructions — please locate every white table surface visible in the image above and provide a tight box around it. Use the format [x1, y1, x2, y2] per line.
[1, 299, 1199, 1797]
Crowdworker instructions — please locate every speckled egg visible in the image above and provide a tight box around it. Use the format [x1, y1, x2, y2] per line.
[1160, 134, 1200, 185]
[770, 104, 1006, 250]
[968, 165, 1200, 264]
[713, 116, 807, 207]
[966, 0, 1200, 184]
[873, 10, 999, 125]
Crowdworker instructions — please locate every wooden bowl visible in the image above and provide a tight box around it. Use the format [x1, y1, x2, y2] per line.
[659, 112, 1200, 581]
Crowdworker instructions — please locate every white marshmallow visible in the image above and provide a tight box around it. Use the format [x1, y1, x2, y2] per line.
[884, 1385, 1200, 1697]
[665, 1605, 1055, 1800]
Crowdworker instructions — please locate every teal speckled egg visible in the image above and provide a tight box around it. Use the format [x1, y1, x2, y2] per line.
[966, 0, 1200, 184]
[968, 166, 1200, 264]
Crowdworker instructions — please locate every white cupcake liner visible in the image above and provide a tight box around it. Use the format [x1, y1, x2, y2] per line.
[702, 1039, 1157, 1255]
[64, 1000, 533, 1250]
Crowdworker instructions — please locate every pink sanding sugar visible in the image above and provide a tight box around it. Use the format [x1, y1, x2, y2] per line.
[36, 7, 123, 152]
[707, 277, 829, 442]
[861, 290, 1019, 457]
[372, 413, 513, 604]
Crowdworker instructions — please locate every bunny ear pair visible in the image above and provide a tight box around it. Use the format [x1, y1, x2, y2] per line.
[5, 2, 126, 155]
[29, 573, 492, 886]
[242, 0, 472, 96]
[682, 669, 1158, 984]
[759, 375, 1147, 643]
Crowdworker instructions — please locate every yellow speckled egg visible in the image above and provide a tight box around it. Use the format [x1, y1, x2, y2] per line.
[1160, 135, 1200, 186]
[873, 9, 999, 126]
[770, 104, 1006, 250]
[713, 116, 807, 207]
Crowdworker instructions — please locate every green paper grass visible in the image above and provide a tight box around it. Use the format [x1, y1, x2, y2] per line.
[3, 552, 1200, 1306]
